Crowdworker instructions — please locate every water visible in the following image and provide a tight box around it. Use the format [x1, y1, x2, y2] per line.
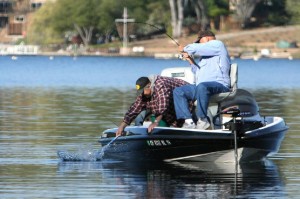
[1, 56, 300, 198]
[0, 56, 181, 88]
[57, 136, 119, 161]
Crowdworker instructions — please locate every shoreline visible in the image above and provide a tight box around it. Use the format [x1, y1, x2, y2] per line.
[1, 25, 300, 59]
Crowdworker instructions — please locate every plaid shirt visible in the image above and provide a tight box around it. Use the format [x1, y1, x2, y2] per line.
[123, 76, 189, 125]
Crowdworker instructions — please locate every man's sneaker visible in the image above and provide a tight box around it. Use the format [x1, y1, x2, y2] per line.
[196, 118, 210, 130]
[182, 121, 195, 129]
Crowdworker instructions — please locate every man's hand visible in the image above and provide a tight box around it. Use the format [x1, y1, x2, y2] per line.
[116, 127, 123, 137]
[178, 45, 184, 52]
[147, 122, 158, 133]
[116, 122, 127, 137]
[181, 52, 190, 59]
[148, 115, 162, 133]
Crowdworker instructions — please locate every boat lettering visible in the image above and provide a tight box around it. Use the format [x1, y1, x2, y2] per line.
[147, 140, 171, 146]
[160, 140, 167, 146]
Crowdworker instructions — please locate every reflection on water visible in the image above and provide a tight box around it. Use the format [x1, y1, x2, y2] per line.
[1, 57, 300, 198]
[56, 159, 285, 198]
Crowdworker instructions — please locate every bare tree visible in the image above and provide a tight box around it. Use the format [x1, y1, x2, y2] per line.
[169, 0, 184, 38]
[74, 24, 94, 47]
[193, 0, 209, 30]
[230, 0, 262, 28]
[169, 0, 211, 37]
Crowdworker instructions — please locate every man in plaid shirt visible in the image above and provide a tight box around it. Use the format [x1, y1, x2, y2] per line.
[116, 75, 189, 136]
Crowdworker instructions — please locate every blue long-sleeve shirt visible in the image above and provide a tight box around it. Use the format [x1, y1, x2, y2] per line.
[183, 40, 231, 87]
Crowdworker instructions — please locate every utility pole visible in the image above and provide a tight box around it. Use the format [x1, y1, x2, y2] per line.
[115, 7, 135, 55]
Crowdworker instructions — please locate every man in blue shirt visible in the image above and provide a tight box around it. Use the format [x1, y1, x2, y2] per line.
[173, 30, 231, 129]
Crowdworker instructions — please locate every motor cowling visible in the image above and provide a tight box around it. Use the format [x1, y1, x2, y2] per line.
[220, 89, 263, 135]
[220, 89, 259, 118]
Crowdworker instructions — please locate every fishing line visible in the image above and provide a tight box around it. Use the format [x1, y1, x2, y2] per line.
[134, 21, 180, 46]
[134, 21, 200, 68]
[96, 136, 119, 160]
[109, 120, 119, 127]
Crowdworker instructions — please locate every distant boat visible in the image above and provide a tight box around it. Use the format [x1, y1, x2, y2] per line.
[154, 53, 178, 59]
[240, 52, 261, 60]
[270, 52, 293, 59]
[11, 56, 18, 60]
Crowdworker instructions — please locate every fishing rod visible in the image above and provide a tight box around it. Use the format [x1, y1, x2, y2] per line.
[134, 21, 180, 46]
[134, 21, 200, 68]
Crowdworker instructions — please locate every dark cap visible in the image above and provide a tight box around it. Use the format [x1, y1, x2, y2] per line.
[136, 77, 150, 91]
[194, 30, 215, 43]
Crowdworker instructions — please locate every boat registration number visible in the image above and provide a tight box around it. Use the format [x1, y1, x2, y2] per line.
[147, 140, 171, 147]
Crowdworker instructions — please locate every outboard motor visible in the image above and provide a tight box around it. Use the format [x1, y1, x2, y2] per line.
[218, 89, 264, 135]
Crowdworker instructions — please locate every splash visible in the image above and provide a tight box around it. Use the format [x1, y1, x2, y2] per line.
[57, 137, 118, 161]
[57, 144, 99, 161]
[95, 136, 119, 160]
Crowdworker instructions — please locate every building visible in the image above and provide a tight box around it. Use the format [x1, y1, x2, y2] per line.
[0, 0, 50, 43]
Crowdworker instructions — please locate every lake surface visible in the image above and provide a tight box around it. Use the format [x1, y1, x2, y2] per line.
[1, 56, 300, 198]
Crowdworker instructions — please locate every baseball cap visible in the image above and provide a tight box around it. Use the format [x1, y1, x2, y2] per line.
[194, 30, 215, 43]
[136, 77, 150, 91]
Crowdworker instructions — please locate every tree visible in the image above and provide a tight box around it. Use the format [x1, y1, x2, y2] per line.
[28, 0, 101, 46]
[193, 0, 210, 30]
[146, 1, 170, 32]
[205, 0, 229, 30]
[25, 0, 300, 46]
[230, 0, 262, 28]
[169, 0, 184, 38]
[286, 0, 300, 24]
[162, 0, 230, 37]
[97, 0, 150, 42]
[253, 0, 291, 27]
[52, 0, 101, 47]
[28, 0, 162, 45]
[27, 2, 62, 45]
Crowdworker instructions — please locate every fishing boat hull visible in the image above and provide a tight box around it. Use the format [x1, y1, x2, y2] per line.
[98, 116, 288, 163]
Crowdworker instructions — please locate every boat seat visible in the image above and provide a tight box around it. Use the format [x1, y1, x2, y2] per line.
[210, 63, 238, 103]
[207, 63, 238, 129]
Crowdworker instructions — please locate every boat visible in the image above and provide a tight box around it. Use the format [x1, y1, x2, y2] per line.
[98, 64, 288, 163]
[98, 114, 287, 163]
